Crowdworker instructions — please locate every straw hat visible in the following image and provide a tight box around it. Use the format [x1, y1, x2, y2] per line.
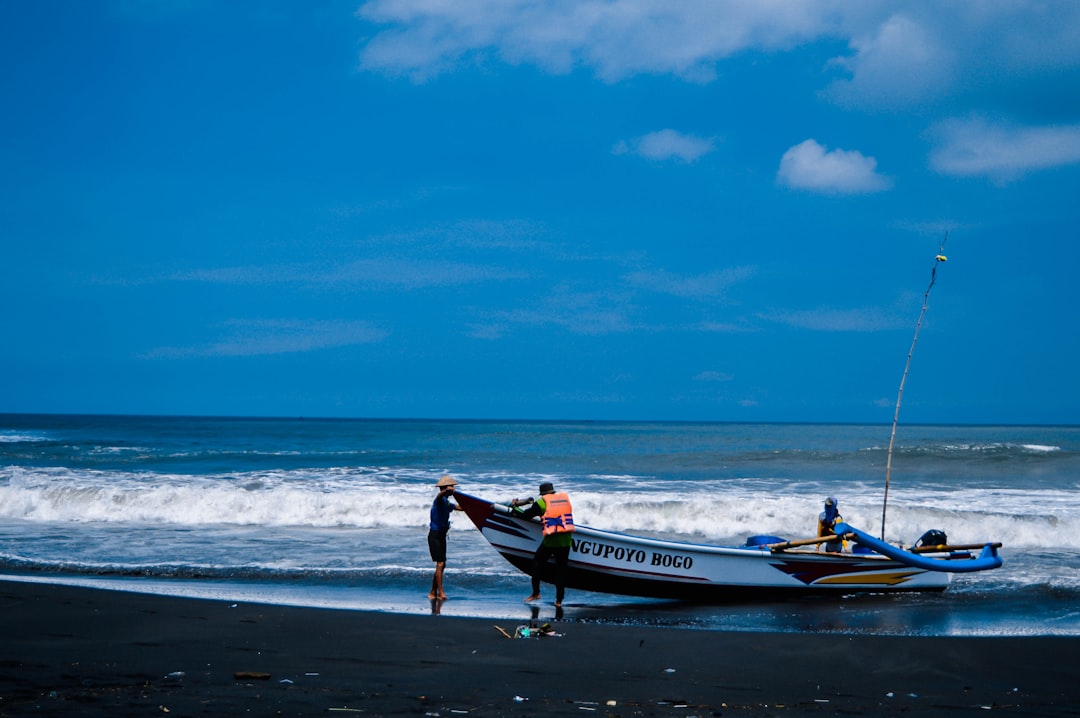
[436, 475, 458, 488]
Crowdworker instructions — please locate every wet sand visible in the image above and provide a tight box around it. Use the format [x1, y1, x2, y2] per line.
[1, 579, 1077, 716]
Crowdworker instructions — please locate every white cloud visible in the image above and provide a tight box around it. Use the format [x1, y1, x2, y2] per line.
[776, 139, 891, 195]
[164, 257, 525, 290]
[325, 258, 523, 289]
[478, 285, 637, 337]
[357, 0, 842, 82]
[694, 370, 734, 382]
[356, 1, 1080, 112]
[759, 306, 901, 332]
[825, 14, 954, 109]
[145, 319, 388, 358]
[613, 129, 716, 163]
[929, 117, 1080, 182]
[623, 267, 752, 299]
[697, 321, 752, 333]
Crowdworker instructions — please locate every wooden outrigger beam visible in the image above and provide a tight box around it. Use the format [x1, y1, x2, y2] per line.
[911, 541, 1004, 554]
[766, 533, 855, 552]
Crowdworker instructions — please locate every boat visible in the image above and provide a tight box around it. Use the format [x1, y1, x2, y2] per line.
[455, 243, 1004, 601]
[454, 492, 1002, 601]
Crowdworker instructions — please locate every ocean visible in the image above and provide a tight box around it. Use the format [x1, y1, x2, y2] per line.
[1, 414, 1078, 637]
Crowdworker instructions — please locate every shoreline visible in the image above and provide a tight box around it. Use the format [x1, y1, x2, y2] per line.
[3, 580, 1079, 716]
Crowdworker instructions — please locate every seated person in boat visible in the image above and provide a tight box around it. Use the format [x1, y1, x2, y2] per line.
[817, 496, 846, 552]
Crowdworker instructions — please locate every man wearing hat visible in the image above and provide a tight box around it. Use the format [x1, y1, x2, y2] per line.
[510, 482, 575, 607]
[817, 496, 845, 553]
[428, 475, 463, 600]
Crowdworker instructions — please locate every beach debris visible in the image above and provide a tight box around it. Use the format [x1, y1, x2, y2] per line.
[233, 671, 271, 680]
[164, 671, 185, 679]
[664, 668, 676, 673]
[494, 625, 513, 639]
[513, 695, 527, 703]
[606, 700, 617, 706]
[510, 621, 561, 638]
[279, 679, 294, 684]
[159, 707, 170, 714]
[328, 709, 364, 713]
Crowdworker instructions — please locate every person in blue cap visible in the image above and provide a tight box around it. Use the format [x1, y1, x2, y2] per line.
[817, 496, 845, 553]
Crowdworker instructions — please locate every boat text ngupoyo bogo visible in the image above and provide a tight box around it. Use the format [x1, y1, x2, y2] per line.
[456, 242, 1003, 601]
[454, 492, 1003, 601]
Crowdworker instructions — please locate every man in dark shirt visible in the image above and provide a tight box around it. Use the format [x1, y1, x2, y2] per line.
[428, 475, 462, 600]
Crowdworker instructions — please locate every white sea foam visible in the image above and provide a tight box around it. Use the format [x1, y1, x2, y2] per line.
[1021, 444, 1061, 453]
[2, 465, 1076, 551]
[0, 432, 47, 443]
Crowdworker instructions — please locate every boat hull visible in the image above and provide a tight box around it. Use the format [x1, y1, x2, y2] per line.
[455, 493, 949, 600]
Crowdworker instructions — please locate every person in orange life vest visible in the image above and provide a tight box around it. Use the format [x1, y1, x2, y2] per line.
[510, 481, 575, 607]
[817, 496, 845, 553]
[428, 475, 463, 600]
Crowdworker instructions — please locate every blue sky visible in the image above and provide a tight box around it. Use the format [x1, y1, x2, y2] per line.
[2, 1, 1079, 424]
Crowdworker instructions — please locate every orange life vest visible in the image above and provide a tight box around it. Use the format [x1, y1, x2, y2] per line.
[541, 492, 575, 536]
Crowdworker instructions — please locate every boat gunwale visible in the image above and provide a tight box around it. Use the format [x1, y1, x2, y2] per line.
[477, 495, 898, 562]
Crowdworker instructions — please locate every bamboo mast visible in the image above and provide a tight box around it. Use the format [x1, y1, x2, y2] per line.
[881, 233, 949, 540]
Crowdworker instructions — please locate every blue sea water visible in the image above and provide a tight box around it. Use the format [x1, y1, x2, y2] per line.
[1, 414, 1078, 636]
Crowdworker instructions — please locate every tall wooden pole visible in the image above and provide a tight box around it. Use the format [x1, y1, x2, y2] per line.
[882, 234, 948, 540]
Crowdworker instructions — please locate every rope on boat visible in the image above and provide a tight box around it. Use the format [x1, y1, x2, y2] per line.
[881, 233, 949, 541]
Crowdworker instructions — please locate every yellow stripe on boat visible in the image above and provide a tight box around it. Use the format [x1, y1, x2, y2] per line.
[815, 570, 923, 586]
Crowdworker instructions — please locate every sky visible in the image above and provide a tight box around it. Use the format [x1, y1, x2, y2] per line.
[2, 1, 1079, 424]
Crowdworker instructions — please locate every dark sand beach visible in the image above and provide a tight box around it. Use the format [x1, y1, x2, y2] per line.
[1, 580, 1077, 717]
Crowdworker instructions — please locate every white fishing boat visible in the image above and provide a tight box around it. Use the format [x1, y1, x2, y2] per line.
[457, 243, 1003, 601]
[455, 492, 1003, 601]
